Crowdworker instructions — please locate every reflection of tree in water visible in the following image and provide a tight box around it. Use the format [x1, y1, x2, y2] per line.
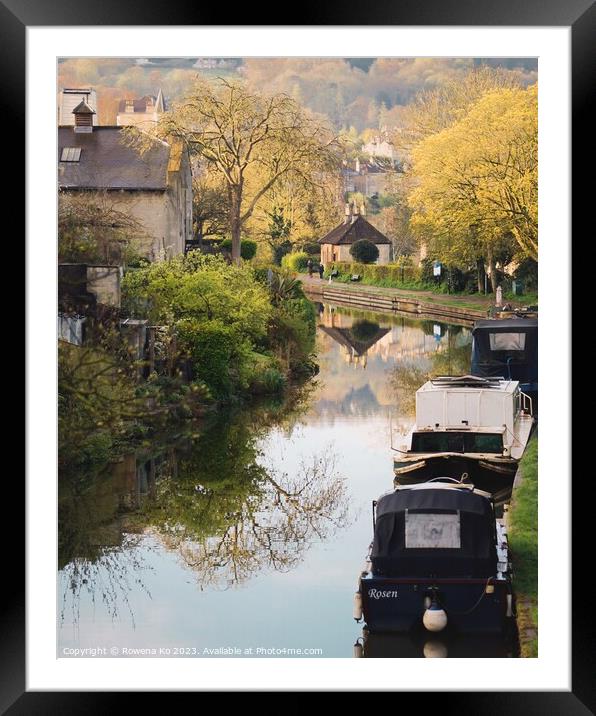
[350, 319, 381, 343]
[168, 453, 348, 588]
[58, 389, 350, 619]
[59, 535, 154, 628]
[389, 329, 472, 417]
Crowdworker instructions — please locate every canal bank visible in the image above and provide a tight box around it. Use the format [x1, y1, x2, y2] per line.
[302, 278, 489, 325]
[508, 436, 538, 657]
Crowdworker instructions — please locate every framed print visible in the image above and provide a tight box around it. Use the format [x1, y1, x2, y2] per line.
[12, 0, 591, 708]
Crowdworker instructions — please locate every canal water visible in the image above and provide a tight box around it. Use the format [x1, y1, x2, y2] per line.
[58, 303, 516, 658]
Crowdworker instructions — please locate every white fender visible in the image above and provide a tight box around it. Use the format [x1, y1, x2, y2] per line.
[353, 591, 363, 621]
[423, 604, 448, 632]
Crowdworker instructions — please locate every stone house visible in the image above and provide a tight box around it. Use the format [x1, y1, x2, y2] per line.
[116, 90, 165, 128]
[318, 203, 392, 265]
[58, 100, 192, 260]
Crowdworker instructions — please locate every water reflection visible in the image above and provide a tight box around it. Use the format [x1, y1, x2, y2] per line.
[354, 628, 517, 658]
[57, 305, 517, 658]
[59, 397, 349, 623]
[314, 305, 471, 427]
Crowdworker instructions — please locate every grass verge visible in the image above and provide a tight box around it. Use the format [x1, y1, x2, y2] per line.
[508, 436, 538, 657]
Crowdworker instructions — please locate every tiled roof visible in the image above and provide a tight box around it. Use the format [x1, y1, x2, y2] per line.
[318, 214, 392, 246]
[117, 96, 158, 113]
[58, 126, 170, 191]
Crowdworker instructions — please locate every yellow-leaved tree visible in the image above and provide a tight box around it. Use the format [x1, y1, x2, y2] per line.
[409, 84, 537, 288]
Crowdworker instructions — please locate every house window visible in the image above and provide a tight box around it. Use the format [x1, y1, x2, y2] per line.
[60, 147, 82, 162]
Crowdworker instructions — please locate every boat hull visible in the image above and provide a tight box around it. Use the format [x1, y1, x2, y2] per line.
[361, 576, 511, 635]
[393, 454, 517, 504]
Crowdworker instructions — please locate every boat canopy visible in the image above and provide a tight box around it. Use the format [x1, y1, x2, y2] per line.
[371, 486, 497, 578]
[471, 319, 537, 384]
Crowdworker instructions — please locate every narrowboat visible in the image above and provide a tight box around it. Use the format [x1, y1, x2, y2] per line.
[471, 318, 537, 409]
[392, 375, 534, 500]
[354, 481, 513, 635]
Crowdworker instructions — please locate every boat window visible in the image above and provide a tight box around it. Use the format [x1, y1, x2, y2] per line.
[412, 432, 503, 453]
[489, 332, 526, 351]
[463, 433, 503, 453]
[405, 510, 461, 549]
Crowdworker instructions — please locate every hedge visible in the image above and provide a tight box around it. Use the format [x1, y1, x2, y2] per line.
[332, 261, 421, 284]
[281, 252, 312, 272]
[219, 238, 257, 261]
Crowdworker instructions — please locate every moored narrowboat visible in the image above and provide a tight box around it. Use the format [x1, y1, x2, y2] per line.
[471, 318, 537, 409]
[354, 481, 513, 635]
[392, 375, 534, 501]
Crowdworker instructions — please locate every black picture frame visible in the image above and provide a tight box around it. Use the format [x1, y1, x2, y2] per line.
[12, 0, 590, 708]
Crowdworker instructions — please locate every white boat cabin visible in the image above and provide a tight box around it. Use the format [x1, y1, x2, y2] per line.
[407, 376, 533, 459]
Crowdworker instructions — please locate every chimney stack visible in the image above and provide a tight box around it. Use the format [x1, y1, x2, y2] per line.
[344, 202, 351, 224]
[351, 202, 359, 224]
[360, 202, 366, 217]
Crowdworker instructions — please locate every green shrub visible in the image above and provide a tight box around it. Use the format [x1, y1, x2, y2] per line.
[281, 252, 311, 272]
[349, 239, 379, 264]
[514, 257, 538, 292]
[177, 319, 239, 398]
[268, 297, 316, 373]
[219, 238, 257, 260]
[248, 353, 287, 394]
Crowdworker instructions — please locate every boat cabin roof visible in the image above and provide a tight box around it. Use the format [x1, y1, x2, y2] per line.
[418, 376, 519, 395]
[376, 484, 491, 517]
[472, 318, 537, 334]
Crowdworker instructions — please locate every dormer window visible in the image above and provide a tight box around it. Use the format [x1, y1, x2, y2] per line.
[60, 147, 82, 162]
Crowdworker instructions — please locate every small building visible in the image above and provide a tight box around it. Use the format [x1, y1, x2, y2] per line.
[318, 203, 392, 265]
[116, 89, 165, 128]
[58, 101, 192, 260]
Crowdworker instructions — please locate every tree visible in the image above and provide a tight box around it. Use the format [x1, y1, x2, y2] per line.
[350, 239, 379, 264]
[263, 205, 293, 265]
[58, 191, 149, 265]
[192, 175, 229, 244]
[151, 79, 340, 264]
[395, 65, 530, 151]
[409, 85, 538, 284]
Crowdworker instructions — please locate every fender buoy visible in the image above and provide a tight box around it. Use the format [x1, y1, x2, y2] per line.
[353, 591, 363, 621]
[423, 598, 448, 632]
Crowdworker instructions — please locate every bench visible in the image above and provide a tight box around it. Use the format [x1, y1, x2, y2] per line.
[350, 274, 361, 282]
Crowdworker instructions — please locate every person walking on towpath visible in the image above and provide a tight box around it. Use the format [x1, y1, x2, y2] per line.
[307, 258, 314, 278]
[318, 262, 324, 279]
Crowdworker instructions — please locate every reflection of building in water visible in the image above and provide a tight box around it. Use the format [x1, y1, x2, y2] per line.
[111, 453, 157, 512]
[320, 306, 448, 366]
[367, 325, 444, 362]
[319, 311, 390, 369]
